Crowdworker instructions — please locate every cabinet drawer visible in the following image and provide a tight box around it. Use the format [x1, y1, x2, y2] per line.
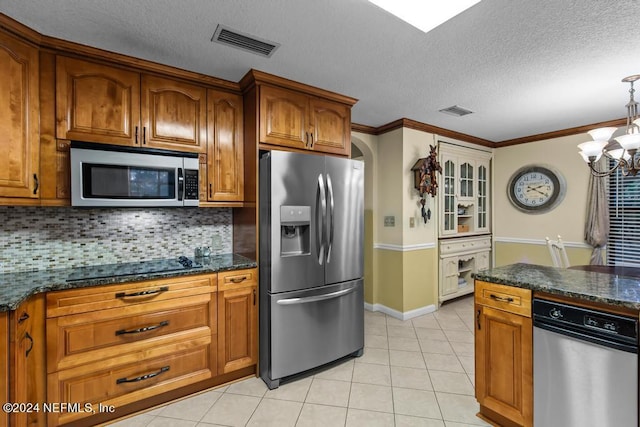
[218, 268, 257, 290]
[48, 340, 214, 425]
[440, 236, 491, 256]
[475, 281, 531, 317]
[47, 294, 216, 372]
[46, 274, 217, 317]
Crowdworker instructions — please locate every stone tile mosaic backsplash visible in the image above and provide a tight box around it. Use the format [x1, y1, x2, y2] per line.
[0, 207, 233, 274]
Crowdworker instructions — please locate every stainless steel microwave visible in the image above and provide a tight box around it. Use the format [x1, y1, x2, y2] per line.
[70, 142, 199, 207]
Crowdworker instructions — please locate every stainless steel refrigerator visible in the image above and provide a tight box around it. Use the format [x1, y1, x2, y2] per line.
[259, 150, 364, 389]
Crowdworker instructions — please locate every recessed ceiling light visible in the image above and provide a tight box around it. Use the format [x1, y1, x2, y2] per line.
[367, 0, 481, 33]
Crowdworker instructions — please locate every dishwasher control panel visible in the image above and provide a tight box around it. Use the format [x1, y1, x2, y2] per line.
[584, 314, 619, 333]
[533, 298, 638, 346]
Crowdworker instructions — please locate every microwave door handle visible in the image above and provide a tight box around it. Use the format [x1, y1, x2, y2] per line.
[178, 168, 184, 201]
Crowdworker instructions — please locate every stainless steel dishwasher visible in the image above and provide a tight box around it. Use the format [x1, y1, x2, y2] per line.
[533, 298, 638, 427]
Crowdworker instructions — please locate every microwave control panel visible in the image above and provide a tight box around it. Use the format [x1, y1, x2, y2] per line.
[185, 169, 199, 200]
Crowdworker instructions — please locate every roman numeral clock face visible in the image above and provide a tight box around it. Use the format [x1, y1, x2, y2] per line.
[507, 165, 566, 213]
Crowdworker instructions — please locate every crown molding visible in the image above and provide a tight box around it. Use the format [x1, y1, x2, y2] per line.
[496, 118, 627, 146]
[351, 118, 494, 147]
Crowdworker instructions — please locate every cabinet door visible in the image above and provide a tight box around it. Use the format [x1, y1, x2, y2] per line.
[475, 304, 533, 427]
[259, 85, 309, 149]
[459, 160, 475, 200]
[206, 89, 244, 201]
[440, 257, 459, 297]
[476, 250, 490, 272]
[0, 32, 39, 199]
[218, 285, 257, 374]
[141, 75, 206, 152]
[11, 295, 46, 427]
[56, 56, 140, 146]
[476, 159, 490, 233]
[0, 313, 7, 427]
[440, 154, 457, 235]
[309, 97, 350, 156]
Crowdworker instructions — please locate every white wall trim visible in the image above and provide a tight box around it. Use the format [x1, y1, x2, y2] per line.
[373, 242, 436, 252]
[364, 302, 437, 320]
[494, 236, 591, 249]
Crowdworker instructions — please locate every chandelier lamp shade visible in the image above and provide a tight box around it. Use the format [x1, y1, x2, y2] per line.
[578, 74, 640, 177]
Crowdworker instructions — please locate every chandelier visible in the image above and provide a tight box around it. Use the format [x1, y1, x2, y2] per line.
[578, 75, 640, 177]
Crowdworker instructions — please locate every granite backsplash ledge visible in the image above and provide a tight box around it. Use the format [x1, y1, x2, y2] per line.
[0, 206, 233, 274]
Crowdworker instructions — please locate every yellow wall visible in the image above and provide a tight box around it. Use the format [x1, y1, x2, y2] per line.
[355, 125, 602, 318]
[352, 133, 378, 307]
[353, 128, 439, 317]
[494, 132, 594, 266]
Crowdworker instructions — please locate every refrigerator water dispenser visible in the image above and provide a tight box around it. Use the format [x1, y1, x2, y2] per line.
[280, 205, 310, 256]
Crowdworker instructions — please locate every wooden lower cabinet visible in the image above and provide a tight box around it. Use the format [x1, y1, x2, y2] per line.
[217, 269, 258, 374]
[475, 281, 532, 427]
[1, 312, 8, 427]
[46, 274, 219, 426]
[8, 295, 47, 427]
[48, 337, 214, 425]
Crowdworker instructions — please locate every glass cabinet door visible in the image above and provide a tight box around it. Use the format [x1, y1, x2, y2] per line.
[459, 162, 474, 199]
[477, 161, 489, 232]
[443, 158, 456, 233]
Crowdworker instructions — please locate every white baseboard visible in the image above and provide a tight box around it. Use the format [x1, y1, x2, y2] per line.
[364, 302, 437, 320]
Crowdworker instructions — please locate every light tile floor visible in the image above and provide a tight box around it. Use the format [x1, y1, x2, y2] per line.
[108, 295, 489, 427]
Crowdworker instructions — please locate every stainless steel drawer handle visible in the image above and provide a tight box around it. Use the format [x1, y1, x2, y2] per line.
[489, 294, 514, 303]
[115, 320, 169, 336]
[116, 366, 169, 384]
[277, 287, 356, 305]
[115, 286, 169, 299]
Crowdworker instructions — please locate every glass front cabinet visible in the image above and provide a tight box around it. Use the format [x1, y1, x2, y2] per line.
[438, 141, 493, 304]
[439, 144, 492, 237]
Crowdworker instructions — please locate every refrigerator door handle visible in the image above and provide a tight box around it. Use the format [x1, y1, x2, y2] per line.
[316, 174, 327, 265]
[326, 173, 335, 263]
[276, 286, 357, 305]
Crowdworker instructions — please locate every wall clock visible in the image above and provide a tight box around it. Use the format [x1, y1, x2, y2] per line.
[507, 165, 566, 213]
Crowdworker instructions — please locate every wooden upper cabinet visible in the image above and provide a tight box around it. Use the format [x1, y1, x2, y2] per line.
[258, 84, 352, 156]
[141, 75, 207, 152]
[206, 89, 244, 201]
[56, 57, 206, 152]
[260, 85, 309, 149]
[309, 97, 350, 155]
[56, 56, 140, 146]
[0, 31, 40, 199]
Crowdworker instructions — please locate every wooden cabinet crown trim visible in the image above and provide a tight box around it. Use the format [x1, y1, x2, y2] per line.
[240, 69, 358, 106]
[0, 12, 240, 93]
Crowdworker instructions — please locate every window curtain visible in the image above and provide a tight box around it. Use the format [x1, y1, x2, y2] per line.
[584, 160, 609, 265]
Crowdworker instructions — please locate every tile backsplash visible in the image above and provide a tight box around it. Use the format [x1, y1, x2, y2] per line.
[0, 207, 232, 274]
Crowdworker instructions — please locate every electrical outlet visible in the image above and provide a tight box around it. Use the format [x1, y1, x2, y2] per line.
[409, 217, 415, 228]
[211, 234, 221, 248]
[384, 216, 395, 227]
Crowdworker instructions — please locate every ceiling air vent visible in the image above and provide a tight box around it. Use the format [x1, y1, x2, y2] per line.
[439, 105, 474, 117]
[211, 25, 280, 57]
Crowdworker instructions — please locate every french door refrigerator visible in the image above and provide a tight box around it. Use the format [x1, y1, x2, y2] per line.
[259, 150, 364, 389]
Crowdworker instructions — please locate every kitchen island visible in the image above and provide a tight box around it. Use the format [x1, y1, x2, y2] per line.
[473, 263, 640, 427]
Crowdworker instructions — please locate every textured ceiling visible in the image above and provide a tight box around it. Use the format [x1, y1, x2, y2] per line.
[2, 0, 640, 142]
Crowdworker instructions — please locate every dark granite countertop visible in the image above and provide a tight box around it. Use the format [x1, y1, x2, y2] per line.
[0, 253, 257, 312]
[474, 263, 640, 311]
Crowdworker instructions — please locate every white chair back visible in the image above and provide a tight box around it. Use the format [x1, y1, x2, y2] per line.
[546, 235, 570, 268]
